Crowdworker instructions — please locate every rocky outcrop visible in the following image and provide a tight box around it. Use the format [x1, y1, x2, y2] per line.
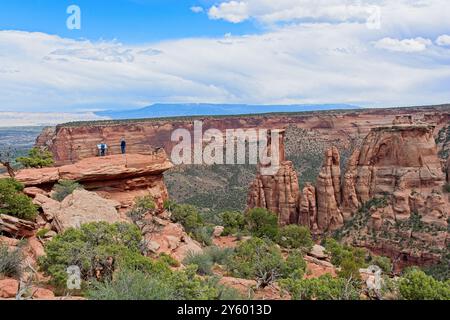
[247, 161, 301, 226]
[44, 190, 125, 233]
[247, 130, 301, 225]
[135, 214, 202, 262]
[15, 152, 173, 210]
[0, 214, 37, 238]
[341, 125, 446, 222]
[315, 147, 344, 232]
[298, 183, 317, 231]
[340, 123, 449, 270]
[0, 278, 55, 300]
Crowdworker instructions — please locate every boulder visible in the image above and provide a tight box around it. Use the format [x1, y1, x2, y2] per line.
[309, 244, 328, 260]
[143, 219, 202, 262]
[213, 226, 224, 238]
[0, 279, 19, 299]
[51, 189, 124, 232]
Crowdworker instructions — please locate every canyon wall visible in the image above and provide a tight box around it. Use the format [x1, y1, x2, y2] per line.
[36, 106, 450, 166]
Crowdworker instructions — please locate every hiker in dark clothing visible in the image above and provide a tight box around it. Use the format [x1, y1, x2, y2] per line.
[120, 138, 126, 154]
[100, 142, 107, 156]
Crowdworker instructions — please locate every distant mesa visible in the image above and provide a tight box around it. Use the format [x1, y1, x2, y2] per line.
[95, 103, 360, 120]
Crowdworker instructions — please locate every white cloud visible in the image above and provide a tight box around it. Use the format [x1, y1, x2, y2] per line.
[374, 37, 432, 53]
[205, 0, 450, 35]
[190, 6, 204, 14]
[436, 34, 450, 47]
[1, 1, 450, 112]
[1, 23, 450, 113]
[208, 1, 249, 23]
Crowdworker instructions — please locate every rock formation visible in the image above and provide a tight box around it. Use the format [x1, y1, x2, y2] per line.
[341, 124, 446, 221]
[298, 183, 317, 231]
[35, 106, 450, 165]
[0, 214, 37, 238]
[315, 147, 344, 232]
[15, 151, 173, 210]
[247, 130, 301, 225]
[339, 123, 449, 269]
[141, 215, 203, 262]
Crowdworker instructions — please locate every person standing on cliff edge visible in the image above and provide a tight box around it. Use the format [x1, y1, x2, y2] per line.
[121, 138, 126, 154]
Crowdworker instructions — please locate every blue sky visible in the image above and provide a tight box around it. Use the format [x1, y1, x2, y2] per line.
[0, 0, 449, 113]
[0, 0, 257, 42]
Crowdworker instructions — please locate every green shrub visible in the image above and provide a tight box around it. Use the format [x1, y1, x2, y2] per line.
[283, 250, 307, 279]
[280, 274, 362, 300]
[423, 255, 450, 281]
[0, 243, 23, 278]
[87, 268, 177, 300]
[245, 208, 279, 240]
[36, 228, 50, 238]
[171, 204, 204, 233]
[443, 183, 450, 193]
[16, 147, 53, 168]
[38, 222, 149, 289]
[204, 246, 234, 265]
[158, 253, 180, 268]
[323, 238, 366, 279]
[183, 251, 214, 276]
[87, 266, 240, 300]
[369, 255, 392, 274]
[0, 178, 38, 221]
[277, 225, 313, 251]
[398, 269, 450, 300]
[52, 180, 82, 202]
[192, 226, 213, 246]
[226, 237, 304, 286]
[128, 195, 156, 222]
[183, 247, 234, 276]
[221, 211, 245, 235]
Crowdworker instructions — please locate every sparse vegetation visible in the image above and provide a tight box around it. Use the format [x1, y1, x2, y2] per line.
[398, 268, 450, 300]
[16, 147, 53, 168]
[127, 195, 157, 222]
[226, 238, 306, 287]
[324, 238, 367, 279]
[277, 225, 313, 251]
[87, 265, 240, 300]
[183, 246, 234, 276]
[245, 208, 279, 240]
[221, 211, 245, 236]
[38, 222, 146, 289]
[51, 180, 83, 202]
[281, 274, 362, 300]
[0, 243, 23, 278]
[0, 178, 38, 220]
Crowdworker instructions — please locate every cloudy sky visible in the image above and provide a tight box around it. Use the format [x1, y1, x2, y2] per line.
[0, 0, 449, 112]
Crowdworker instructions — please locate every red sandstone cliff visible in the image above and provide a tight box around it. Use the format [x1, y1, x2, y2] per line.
[15, 151, 173, 210]
[36, 106, 450, 165]
[247, 118, 449, 268]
